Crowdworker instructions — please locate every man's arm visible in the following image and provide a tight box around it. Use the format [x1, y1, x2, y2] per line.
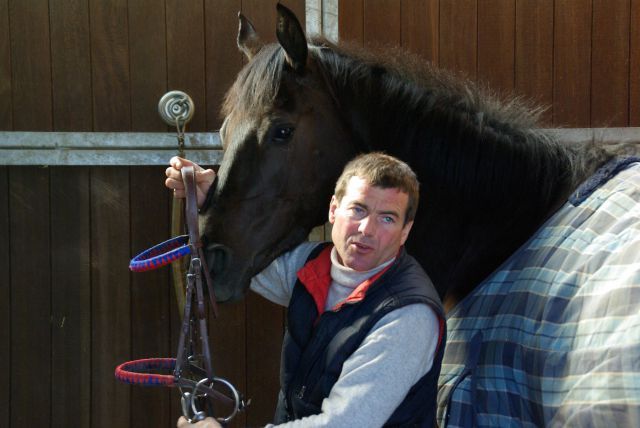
[249, 242, 321, 306]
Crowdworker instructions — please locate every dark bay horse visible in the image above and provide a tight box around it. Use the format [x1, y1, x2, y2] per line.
[202, 5, 633, 309]
[200, 4, 640, 425]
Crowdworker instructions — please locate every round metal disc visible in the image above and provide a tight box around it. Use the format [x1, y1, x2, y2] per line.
[158, 91, 195, 126]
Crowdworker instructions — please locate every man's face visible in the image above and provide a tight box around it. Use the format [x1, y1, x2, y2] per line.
[329, 176, 414, 271]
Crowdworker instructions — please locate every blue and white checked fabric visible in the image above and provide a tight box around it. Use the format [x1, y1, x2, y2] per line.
[438, 159, 640, 427]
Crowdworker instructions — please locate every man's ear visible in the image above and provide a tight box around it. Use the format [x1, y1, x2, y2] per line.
[276, 3, 308, 73]
[328, 195, 338, 224]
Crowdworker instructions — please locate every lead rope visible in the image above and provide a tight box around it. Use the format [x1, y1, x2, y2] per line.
[158, 90, 195, 319]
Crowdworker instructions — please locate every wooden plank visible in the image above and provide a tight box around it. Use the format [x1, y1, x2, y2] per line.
[166, 0, 206, 132]
[364, 0, 401, 47]
[9, 167, 51, 427]
[50, 0, 92, 131]
[50, 167, 91, 428]
[553, 0, 592, 127]
[9, 0, 52, 131]
[129, 0, 168, 132]
[208, 300, 248, 428]
[339, 0, 364, 45]
[90, 0, 131, 131]
[0, 0, 11, 130]
[401, 0, 439, 64]
[515, 0, 554, 125]
[632, 0, 640, 126]
[130, 167, 172, 428]
[245, 292, 285, 426]
[128, 2, 172, 420]
[440, 0, 477, 79]
[591, 0, 630, 126]
[7, 8, 51, 428]
[205, 0, 243, 130]
[632, 1, 640, 126]
[0, 167, 9, 428]
[91, 167, 131, 428]
[478, 0, 515, 95]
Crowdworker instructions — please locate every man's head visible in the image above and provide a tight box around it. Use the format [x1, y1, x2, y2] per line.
[329, 153, 420, 271]
[333, 153, 420, 225]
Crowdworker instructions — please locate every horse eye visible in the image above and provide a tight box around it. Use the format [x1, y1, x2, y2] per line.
[271, 125, 294, 143]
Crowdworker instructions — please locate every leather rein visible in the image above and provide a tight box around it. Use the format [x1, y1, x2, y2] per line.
[115, 166, 247, 424]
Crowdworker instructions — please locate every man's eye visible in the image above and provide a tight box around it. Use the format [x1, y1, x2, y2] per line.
[381, 216, 395, 224]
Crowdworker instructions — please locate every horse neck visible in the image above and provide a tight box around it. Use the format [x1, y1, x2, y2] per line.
[320, 50, 571, 212]
[316, 48, 575, 303]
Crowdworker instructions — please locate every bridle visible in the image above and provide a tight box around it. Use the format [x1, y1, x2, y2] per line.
[115, 166, 247, 424]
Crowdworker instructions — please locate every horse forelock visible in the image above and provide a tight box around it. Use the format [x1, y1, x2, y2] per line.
[222, 44, 286, 119]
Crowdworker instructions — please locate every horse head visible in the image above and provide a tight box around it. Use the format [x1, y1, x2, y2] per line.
[201, 5, 354, 302]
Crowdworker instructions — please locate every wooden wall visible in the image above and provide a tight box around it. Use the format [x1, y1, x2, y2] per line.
[339, 0, 640, 128]
[1, 1, 638, 427]
[0, 1, 304, 427]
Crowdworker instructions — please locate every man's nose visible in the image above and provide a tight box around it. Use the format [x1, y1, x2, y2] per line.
[358, 216, 376, 236]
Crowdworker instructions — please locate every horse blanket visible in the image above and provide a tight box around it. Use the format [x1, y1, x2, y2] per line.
[438, 158, 640, 427]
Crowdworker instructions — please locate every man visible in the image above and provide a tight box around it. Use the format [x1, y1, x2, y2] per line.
[166, 153, 445, 427]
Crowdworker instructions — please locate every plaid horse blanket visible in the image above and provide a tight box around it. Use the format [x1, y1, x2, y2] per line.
[438, 158, 640, 427]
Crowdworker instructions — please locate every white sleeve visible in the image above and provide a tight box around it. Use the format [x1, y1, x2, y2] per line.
[249, 242, 322, 307]
[267, 303, 440, 428]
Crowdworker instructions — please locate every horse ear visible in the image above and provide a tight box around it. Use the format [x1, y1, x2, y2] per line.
[237, 12, 263, 60]
[276, 3, 308, 73]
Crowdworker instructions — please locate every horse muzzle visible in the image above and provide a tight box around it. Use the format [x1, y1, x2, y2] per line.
[203, 243, 248, 302]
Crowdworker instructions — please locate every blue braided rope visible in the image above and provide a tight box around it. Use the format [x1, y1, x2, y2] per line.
[129, 235, 191, 272]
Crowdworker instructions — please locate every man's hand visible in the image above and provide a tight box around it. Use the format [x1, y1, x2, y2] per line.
[176, 416, 222, 428]
[165, 156, 216, 209]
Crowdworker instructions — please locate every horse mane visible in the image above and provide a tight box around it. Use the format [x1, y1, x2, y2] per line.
[308, 38, 622, 301]
[312, 39, 581, 200]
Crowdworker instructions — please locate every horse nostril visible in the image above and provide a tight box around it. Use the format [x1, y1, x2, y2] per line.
[204, 243, 230, 278]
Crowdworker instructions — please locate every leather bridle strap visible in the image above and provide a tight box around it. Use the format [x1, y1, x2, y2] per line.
[181, 166, 219, 318]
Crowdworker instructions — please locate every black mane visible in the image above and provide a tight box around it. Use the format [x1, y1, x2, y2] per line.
[309, 39, 615, 303]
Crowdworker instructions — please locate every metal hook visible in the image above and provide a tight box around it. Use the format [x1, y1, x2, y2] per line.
[158, 91, 194, 157]
[158, 90, 195, 127]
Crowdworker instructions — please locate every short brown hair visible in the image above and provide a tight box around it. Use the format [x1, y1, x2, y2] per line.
[334, 153, 420, 224]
